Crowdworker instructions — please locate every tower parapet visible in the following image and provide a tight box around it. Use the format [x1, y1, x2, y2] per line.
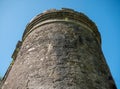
[23, 8, 101, 44]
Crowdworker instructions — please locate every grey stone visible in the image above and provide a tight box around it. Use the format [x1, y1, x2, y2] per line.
[1, 8, 116, 89]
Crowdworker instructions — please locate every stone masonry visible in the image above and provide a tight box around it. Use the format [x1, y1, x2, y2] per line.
[1, 8, 116, 89]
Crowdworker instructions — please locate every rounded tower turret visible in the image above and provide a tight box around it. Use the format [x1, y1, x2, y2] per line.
[2, 8, 116, 89]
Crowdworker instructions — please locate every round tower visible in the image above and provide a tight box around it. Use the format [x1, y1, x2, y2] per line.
[2, 8, 116, 89]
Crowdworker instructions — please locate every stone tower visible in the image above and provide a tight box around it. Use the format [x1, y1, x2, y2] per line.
[1, 8, 116, 89]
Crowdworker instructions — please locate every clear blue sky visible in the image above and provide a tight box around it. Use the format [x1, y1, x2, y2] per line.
[0, 0, 120, 88]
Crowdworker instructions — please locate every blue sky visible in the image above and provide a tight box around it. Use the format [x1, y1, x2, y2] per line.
[0, 0, 120, 88]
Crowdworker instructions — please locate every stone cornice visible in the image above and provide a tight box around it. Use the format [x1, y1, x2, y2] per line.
[22, 8, 101, 44]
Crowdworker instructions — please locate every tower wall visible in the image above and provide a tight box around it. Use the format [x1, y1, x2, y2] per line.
[1, 8, 116, 89]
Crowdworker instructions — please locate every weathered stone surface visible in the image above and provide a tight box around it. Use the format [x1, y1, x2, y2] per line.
[0, 78, 2, 89]
[2, 8, 116, 89]
[0, 80, 1, 86]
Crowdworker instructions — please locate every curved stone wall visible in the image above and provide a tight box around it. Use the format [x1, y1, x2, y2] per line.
[1, 8, 116, 89]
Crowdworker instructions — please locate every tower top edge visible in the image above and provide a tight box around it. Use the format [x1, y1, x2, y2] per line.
[22, 8, 101, 44]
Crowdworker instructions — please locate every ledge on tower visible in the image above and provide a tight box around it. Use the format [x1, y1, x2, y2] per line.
[22, 8, 101, 44]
